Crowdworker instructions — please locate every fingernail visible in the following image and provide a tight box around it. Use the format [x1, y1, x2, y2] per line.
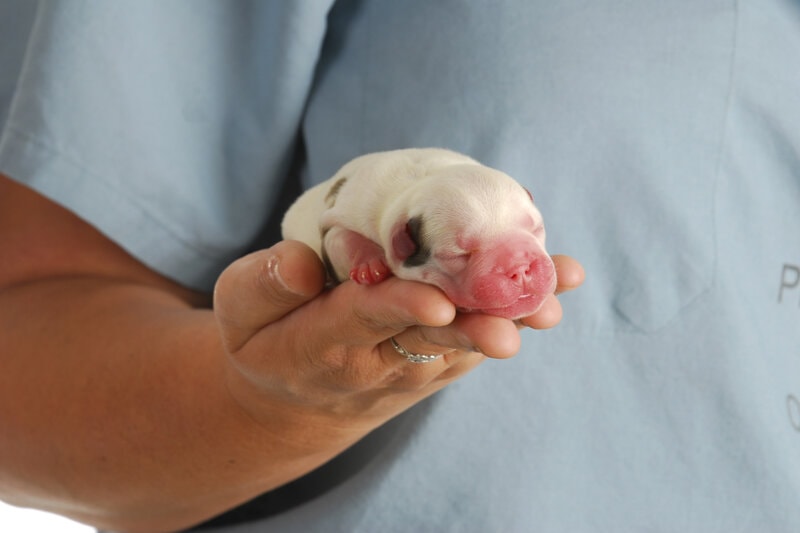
[264, 254, 294, 294]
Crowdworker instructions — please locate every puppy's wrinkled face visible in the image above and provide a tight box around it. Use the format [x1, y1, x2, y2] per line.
[385, 166, 555, 319]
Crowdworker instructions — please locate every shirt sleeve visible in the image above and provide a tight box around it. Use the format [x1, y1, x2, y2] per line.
[0, 0, 333, 290]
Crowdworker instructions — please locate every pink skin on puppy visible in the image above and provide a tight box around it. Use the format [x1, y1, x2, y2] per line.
[281, 148, 557, 320]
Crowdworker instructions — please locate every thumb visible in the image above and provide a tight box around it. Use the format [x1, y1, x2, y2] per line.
[213, 240, 326, 353]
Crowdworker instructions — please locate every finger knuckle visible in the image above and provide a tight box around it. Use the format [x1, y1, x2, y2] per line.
[312, 345, 351, 374]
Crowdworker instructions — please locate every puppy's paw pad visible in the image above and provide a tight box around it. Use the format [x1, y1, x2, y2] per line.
[349, 259, 391, 285]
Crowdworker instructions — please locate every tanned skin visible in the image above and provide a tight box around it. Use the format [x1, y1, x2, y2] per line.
[0, 174, 583, 532]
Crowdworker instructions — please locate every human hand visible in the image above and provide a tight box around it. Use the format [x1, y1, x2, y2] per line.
[0, 174, 583, 530]
[214, 242, 584, 439]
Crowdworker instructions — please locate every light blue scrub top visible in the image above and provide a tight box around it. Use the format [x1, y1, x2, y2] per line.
[1, 1, 799, 531]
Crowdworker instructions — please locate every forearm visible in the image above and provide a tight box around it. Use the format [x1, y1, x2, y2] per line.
[0, 278, 354, 532]
[0, 176, 582, 532]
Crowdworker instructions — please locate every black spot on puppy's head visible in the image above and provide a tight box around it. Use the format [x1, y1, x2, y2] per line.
[324, 177, 348, 208]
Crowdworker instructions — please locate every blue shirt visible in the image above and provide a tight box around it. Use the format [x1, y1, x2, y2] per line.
[1, 1, 798, 531]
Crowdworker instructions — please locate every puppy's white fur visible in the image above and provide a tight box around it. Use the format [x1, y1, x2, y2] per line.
[281, 148, 555, 319]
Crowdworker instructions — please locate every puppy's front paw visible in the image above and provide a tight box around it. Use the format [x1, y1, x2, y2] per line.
[349, 258, 391, 285]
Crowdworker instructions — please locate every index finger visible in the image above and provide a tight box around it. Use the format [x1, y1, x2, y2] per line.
[279, 277, 457, 349]
[552, 254, 585, 295]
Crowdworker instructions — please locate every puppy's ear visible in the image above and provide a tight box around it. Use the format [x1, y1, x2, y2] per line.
[324, 177, 348, 208]
[523, 186, 535, 204]
[391, 216, 430, 266]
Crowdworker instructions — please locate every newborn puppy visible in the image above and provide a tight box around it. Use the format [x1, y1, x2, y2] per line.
[281, 148, 556, 320]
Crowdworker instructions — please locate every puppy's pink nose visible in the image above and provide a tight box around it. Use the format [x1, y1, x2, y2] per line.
[507, 259, 533, 285]
[467, 240, 557, 309]
[506, 254, 552, 288]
